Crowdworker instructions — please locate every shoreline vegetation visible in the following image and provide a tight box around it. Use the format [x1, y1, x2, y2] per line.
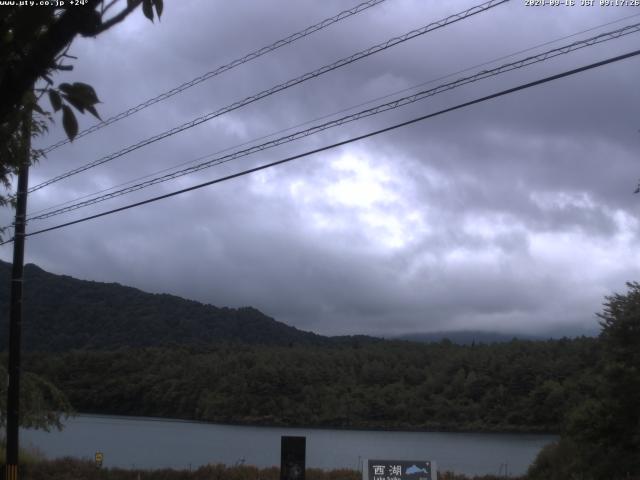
[14, 458, 523, 480]
[1, 441, 525, 479]
[21, 338, 597, 435]
[70, 411, 560, 436]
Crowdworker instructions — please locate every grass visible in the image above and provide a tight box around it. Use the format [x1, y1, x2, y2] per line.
[0, 439, 45, 465]
[3, 455, 525, 479]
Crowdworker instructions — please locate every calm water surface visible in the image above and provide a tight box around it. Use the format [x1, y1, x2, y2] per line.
[22, 414, 555, 476]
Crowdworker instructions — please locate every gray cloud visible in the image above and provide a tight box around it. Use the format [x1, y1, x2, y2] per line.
[2, 0, 640, 338]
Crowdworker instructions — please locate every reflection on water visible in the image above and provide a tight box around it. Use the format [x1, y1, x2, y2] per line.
[22, 414, 555, 476]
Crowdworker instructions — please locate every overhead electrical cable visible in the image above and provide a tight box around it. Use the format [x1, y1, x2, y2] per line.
[25, 11, 640, 220]
[1, 47, 636, 245]
[39, 0, 390, 154]
[28, 0, 509, 194]
[23, 22, 640, 223]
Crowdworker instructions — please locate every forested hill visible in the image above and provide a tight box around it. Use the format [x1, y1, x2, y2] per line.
[0, 260, 328, 351]
[24, 337, 600, 433]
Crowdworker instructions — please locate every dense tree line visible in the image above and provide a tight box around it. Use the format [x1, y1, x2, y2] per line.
[24, 337, 598, 433]
[527, 282, 640, 480]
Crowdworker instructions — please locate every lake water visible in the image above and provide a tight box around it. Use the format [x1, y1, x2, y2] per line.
[22, 414, 555, 476]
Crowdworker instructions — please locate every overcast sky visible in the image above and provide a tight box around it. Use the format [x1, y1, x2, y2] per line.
[2, 0, 639, 337]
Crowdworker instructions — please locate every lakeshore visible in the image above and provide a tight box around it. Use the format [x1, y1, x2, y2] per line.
[13, 458, 526, 480]
[21, 414, 554, 477]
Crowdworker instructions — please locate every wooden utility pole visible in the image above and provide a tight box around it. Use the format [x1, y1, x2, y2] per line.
[5, 108, 31, 480]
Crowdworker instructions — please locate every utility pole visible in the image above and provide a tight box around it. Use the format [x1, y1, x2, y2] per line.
[5, 107, 31, 480]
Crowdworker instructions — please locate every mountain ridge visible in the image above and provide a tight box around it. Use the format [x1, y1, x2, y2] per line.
[0, 260, 330, 351]
[0, 260, 593, 352]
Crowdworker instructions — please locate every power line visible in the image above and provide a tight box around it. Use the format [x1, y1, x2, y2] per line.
[39, 0, 390, 154]
[2, 48, 636, 245]
[24, 21, 640, 221]
[28, 0, 509, 194]
[26, 11, 640, 220]
[32, 0, 507, 192]
[24, 22, 640, 223]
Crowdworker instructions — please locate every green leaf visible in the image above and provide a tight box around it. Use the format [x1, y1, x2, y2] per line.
[58, 82, 73, 95]
[59, 82, 102, 121]
[142, 0, 154, 22]
[60, 82, 99, 106]
[49, 90, 62, 112]
[86, 105, 101, 121]
[61, 105, 78, 141]
[71, 82, 100, 105]
[152, 0, 163, 19]
[32, 103, 46, 115]
[62, 94, 85, 113]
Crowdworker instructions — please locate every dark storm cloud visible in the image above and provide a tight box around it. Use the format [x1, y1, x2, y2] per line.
[2, 0, 639, 337]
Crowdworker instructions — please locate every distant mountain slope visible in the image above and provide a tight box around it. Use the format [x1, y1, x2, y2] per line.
[395, 328, 597, 345]
[395, 330, 539, 344]
[0, 261, 328, 351]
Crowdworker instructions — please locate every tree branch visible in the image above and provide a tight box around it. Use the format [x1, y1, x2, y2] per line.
[94, 0, 143, 35]
[101, 0, 120, 15]
[0, 0, 142, 124]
